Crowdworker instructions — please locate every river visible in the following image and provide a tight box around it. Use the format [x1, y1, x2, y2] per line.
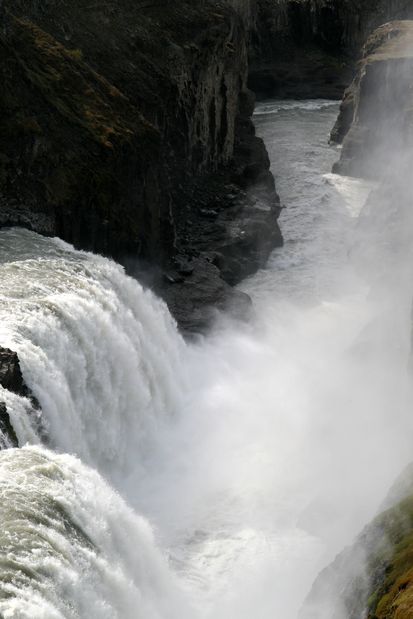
[0, 100, 412, 618]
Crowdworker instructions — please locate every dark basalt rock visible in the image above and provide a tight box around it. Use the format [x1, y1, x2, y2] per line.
[0, 347, 42, 448]
[0, 348, 32, 398]
[162, 258, 253, 335]
[249, 0, 413, 101]
[0, 0, 282, 333]
[330, 83, 356, 144]
[0, 404, 18, 449]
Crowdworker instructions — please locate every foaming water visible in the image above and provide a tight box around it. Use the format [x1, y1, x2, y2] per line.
[254, 100, 339, 115]
[0, 446, 191, 618]
[246, 100, 375, 304]
[0, 229, 186, 478]
[1, 100, 413, 618]
[124, 102, 413, 617]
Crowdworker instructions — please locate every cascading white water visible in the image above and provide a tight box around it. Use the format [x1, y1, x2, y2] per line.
[1, 100, 413, 618]
[0, 228, 187, 478]
[0, 446, 192, 619]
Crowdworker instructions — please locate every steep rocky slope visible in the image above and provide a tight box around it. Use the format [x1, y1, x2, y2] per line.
[249, 0, 413, 100]
[301, 467, 413, 619]
[0, 0, 281, 332]
[332, 20, 413, 178]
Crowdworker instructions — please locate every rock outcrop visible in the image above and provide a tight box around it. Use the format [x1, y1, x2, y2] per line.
[0, 347, 41, 448]
[332, 20, 413, 178]
[0, 1, 282, 333]
[249, 0, 413, 101]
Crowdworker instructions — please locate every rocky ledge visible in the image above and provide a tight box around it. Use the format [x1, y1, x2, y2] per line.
[0, 0, 282, 333]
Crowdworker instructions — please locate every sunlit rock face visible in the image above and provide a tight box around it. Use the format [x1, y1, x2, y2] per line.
[332, 21, 413, 178]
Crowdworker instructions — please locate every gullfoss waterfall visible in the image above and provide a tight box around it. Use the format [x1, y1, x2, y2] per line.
[1, 101, 413, 617]
[0, 229, 186, 480]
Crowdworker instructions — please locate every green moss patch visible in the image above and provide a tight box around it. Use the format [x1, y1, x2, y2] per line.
[366, 497, 413, 618]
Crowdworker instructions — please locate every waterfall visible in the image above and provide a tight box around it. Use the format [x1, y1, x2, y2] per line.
[2, 100, 413, 618]
[0, 228, 187, 478]
[0, 446, 192, 619]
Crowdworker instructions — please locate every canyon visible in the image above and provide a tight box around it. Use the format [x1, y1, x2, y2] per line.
[2, 1, 413, 617]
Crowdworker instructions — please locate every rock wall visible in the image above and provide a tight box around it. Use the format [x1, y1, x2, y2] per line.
[228, 0, 256, 22]
[0, 0, 282, 332]
[301, 466, 413, 619]
[332, 21, 413, 178]
[249, 0, 413, 100]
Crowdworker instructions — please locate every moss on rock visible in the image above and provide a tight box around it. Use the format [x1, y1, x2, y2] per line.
[365, 496, 413, 618]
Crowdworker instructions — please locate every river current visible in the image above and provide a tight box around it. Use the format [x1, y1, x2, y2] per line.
[0, 100, 413, 618]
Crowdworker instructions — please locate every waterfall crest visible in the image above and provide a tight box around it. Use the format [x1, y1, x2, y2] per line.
[0, 228, 187, 476]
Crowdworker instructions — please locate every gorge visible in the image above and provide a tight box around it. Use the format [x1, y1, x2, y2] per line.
[1, 1, 413, 618]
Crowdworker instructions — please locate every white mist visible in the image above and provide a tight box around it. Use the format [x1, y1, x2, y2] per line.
[0, 100, 412, 618]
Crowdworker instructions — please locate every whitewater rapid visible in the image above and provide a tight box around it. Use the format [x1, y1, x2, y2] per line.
[1, 100, 413, 618]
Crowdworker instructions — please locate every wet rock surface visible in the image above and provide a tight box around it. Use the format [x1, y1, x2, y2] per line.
[0, 404, 18, 449]
[0, 347, 41, 448]
[0, 348, 34, 399]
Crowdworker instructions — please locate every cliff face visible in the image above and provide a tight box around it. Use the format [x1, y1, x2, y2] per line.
[332, 21, 413, 178]
[249, 0, 413, 100]
[0, 0, 282, 332]
[303, 21, 413, 618]
[301, 467, 413, 619]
